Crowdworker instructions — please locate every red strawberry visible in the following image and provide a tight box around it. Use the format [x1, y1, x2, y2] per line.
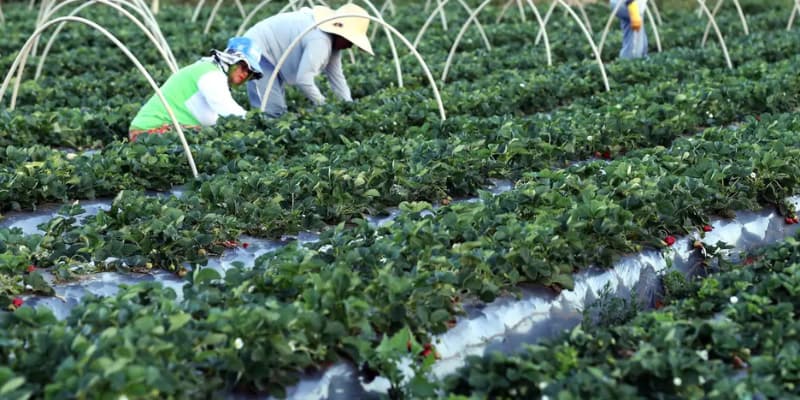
[602, 151, 612, 160]
[732, 355, 748, 369]
[26, 265, 36, 273]
[594, 151, 602, 158]
[420, 349, 433, 358]
[702, 225, 713, 232]
[423, 343, 432, 350]
[12, 298, 23, 308]
[664, 235, 676, 246]
[786, 217, 796, 225]
[242, 242, 250, 249]
[793, 217, 799, 224]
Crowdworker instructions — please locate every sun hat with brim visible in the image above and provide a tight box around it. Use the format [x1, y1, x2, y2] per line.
[312, 4, 374, 56]
[212, 36, 264, 80]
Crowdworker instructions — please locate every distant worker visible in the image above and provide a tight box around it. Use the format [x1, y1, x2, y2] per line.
[128, 37, 263, 141]
[611, 0, 647, 59]
[242, 4, 374, 117]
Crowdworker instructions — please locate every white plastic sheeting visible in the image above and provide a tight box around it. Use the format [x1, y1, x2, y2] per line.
[2, 180, 799, 399]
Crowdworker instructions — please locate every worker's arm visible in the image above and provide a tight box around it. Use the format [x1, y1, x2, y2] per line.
[627, 0, 642, 31]
[295, 38, 331, 106]
[194, 70, 247, 125]
[324, 51, 352, 102]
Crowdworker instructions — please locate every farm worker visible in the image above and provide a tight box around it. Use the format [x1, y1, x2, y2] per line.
[610, 0, 648, 59]
[242, 4, 374, 117]
[128, 37, 263, 141]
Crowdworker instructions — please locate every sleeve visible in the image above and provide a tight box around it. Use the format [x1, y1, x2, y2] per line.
[196, 70, 247, 122]
[295, 38, 331, 106]
[324, 50, 352, 102]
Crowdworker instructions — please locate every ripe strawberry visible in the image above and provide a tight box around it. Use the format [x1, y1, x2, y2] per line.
[423, 343, 432, 350]
[242, 242, 250, 249]
[12, 298, 23, 308]
[420, 348, 433, 358]
[793, 217, 799, 224]
[732, 355, 747, 369]
[664, 235, 676, 246]
[602, 151, 612, 160]
[26, 265, 36, 273]
[786, 217, 796, 225]
[594, 151, 602, 158]
[702, 225, 713, 232]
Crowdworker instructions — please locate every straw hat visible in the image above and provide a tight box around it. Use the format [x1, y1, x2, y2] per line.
[312, 4, 374, 56]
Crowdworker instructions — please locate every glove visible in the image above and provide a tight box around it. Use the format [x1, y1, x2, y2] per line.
[628, 1, 642, 31]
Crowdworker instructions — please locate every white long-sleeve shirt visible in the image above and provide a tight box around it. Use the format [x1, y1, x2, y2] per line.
[189, 68, 247, 125]
[243, 8, 351, 105]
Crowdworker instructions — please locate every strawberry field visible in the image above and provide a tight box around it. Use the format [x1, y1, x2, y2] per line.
[2, 0, 800, 398]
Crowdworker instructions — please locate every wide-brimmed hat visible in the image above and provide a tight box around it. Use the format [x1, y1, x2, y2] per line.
[312, 4, 374, 56]
[214, 36, 264, 79]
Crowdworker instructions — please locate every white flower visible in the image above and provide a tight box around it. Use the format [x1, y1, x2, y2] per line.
[542, 396, 550, 400]
[730, 296, 739, 304]
[538, 381, 548, 390]
[319, 244, 333, 253]
[519, 83, 526, 88]
[699, 376, 706, 385]
[234, 338, 244, 350]
[119, 396, 129, 400]
[379, 257, 387, 263]
[673, 377, 682, 386]
[696, 350, 709, 361]
[586, 135, 593, 141]
[750, 172, 757, 179]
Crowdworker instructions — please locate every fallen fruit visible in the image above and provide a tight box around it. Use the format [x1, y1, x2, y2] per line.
[242, 242, 250, 249]
[12, 298, 23, 308]
[702, 225, 713, 232]
[664, 235, 676, 246]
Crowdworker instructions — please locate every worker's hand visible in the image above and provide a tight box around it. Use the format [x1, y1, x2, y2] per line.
[628, 1, 642, 31]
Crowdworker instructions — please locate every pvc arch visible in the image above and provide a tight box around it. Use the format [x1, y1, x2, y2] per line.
[520, 0, 610, 91]
[203, 0, 250, 33]
[193, 0, 245, 23]
[413, 0, 491, 51]
[441, 0, 557, 82]
[789, 0, 800, 30]
[0, 16, 200, 178]
[36, 0, 176, 68]
[597, 1, 662, 58]
[700, 0, 749, 47]
[259, 13, 447, 120]
[33, 0, 179, 85]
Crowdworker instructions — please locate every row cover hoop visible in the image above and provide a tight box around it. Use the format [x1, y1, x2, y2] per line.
[491, 0, 606, 90]
[790, 0, 800, 30]
[35, 0, 177, 69]
[11, 0, 179, 110]
[33, 0, 179, 84]
[192, 0, 246, 23]
[700, 0, 749, 47]
[259, 13, 446, 120]
[0, 16, 200, 178]
[413, 0, 492, 52]
[234, 0, 404, 88]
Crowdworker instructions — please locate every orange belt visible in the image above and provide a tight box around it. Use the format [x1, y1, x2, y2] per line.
[128, 124, 172, 142]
